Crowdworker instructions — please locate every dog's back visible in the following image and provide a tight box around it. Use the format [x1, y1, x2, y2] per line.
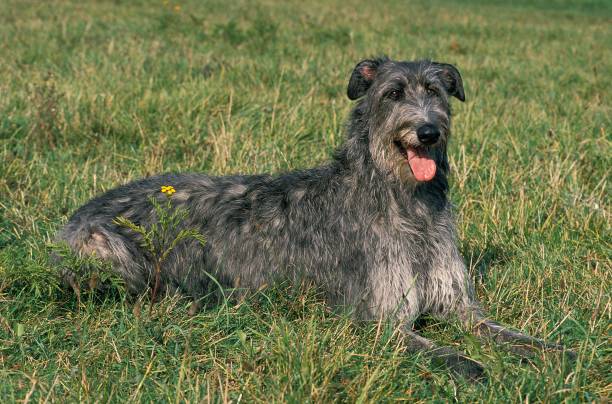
[58, 162, 373, 305]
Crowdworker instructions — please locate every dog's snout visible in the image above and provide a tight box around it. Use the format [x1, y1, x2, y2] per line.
[416, 124, 440, 145]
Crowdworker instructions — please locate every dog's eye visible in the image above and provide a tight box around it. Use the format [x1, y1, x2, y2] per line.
[387, 89, 402, 100]
[426, 87, 438, 96]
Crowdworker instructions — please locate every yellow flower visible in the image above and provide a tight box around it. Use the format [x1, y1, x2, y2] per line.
[161, 185, 176, 196]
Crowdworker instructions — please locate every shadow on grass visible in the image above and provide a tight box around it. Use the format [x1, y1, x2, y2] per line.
[461, 242, 509, 283]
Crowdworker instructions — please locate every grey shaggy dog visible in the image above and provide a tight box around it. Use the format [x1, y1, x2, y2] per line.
[57, 57, 573, 380]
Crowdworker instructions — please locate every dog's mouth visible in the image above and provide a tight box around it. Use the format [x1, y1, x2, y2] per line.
[394, 140, 436, 182]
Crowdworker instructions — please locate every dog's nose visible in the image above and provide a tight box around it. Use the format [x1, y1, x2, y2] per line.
[416, 124, 440, 145]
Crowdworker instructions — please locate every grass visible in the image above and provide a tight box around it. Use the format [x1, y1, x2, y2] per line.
[0, 0, 610, 401]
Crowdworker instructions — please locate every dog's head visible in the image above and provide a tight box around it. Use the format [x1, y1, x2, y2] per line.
[347, 58, 464, 184]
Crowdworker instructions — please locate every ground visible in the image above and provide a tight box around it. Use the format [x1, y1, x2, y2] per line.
[0, 0, 610, 402]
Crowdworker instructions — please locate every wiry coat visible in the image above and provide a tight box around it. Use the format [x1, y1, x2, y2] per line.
[59, 60, 471, 324]
[58, 58, 572, 380]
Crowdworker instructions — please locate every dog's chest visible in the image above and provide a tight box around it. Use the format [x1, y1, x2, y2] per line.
[366, 209, 462, 319]
[384, 219, 447, 280]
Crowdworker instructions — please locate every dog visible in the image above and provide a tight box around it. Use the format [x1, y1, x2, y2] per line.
[57, 57, 573, 380]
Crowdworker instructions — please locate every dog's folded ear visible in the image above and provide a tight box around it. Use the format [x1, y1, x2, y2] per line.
[432, 62, 465, 102]
[347, 58, 387, 100]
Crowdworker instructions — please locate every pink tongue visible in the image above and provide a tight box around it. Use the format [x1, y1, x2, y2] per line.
[407, 148, 436, 181]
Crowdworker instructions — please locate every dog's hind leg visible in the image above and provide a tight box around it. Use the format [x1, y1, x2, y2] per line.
[460, 308, 576, 360]
[57, 224, 150, 297]
[401, 326, 485, 381]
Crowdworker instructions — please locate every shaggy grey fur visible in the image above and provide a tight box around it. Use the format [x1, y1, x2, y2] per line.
[57, 57, 573, 380]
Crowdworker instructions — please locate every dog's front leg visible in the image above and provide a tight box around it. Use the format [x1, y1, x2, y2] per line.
[461, 308, 576, 360]
[400, 326, 485, 381]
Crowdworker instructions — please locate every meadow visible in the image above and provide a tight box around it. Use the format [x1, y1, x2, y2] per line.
[0, 0, 610, 402]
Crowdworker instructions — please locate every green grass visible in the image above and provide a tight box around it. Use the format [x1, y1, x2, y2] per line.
[1, 0, 610, 401]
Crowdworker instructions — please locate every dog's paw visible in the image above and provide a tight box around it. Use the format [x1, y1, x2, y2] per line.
[561, 348, 578, 362]
[546, 345, 577, 363]
[507, 341, 578, 363]
[430, 347, 486, 382]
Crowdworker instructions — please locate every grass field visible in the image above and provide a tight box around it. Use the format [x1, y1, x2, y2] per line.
[1, 0, 610, 402]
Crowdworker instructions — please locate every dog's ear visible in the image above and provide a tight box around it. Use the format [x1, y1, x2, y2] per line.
[347, 58, 386, 100]
[432, 62, 465, 102]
